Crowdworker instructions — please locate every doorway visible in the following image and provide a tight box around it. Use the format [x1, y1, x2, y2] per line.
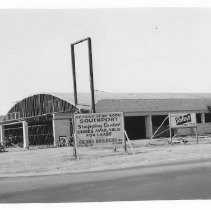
[124, 116, 146, 140]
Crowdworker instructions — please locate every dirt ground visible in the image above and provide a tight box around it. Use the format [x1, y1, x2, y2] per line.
[1, 136, 211, 177]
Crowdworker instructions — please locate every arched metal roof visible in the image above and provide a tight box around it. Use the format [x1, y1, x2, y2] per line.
[6, 93, 75, 120]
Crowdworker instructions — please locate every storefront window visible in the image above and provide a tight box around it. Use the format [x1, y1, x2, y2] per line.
[205, 113, 211, 123]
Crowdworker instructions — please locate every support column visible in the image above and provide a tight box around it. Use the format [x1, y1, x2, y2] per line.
[145, 115, 153, 138]
[52, 114, 58, 147]
[201, 113, 205, 124]
[22, 121, 29, 149]
[0, 125, 4, 146]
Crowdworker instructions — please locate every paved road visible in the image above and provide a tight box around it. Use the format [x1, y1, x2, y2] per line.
[1, 157, 211, 202]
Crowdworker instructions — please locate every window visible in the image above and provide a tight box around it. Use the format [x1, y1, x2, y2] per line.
[196, 113, 202, 123]
[205, 113, 211, 123]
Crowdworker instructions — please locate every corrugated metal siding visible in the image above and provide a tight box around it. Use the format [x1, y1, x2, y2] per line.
[7, 94, 74, 118]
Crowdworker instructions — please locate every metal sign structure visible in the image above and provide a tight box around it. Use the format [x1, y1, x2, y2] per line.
[71, 37, 95, 113]
[73, 112, 126, 157]
[169, 113, 198, 143]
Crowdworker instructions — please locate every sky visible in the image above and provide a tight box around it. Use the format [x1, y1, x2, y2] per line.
[1, 8, 211, 114]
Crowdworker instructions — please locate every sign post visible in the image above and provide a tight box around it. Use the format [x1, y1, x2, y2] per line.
[124, 130, 135, 155]
[122, 112, 127, 153]
[73, 133, 77, 159]
[195, 126, 199, 144]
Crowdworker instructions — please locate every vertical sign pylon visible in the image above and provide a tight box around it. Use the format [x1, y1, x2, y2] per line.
[70, 37, 96, 113]
[71, 44, 78, 108]
[87, 37, 96, 113]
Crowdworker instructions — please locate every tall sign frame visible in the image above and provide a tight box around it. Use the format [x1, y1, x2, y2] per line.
[71, 37, 96, 113]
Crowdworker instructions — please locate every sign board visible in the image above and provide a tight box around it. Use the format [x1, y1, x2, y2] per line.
[74, 112, 124, 147]
[169, 113, 197, 128]
[59, 136, 67, 147]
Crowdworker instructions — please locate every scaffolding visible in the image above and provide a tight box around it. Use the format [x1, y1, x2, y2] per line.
[28, 124, 53, 146]
[3, 118, 54, 148]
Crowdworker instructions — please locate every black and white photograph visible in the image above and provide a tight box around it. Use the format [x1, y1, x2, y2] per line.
[1, 0, 211, 208]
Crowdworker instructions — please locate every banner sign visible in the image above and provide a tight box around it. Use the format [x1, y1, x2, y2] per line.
[169, 113, 197, 128]
[74, 112, 124, 147]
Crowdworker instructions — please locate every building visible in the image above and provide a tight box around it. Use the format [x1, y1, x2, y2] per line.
[1, 92, 211, 148]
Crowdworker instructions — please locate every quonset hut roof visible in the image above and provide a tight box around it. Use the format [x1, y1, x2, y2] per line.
[6, 93, 75, 120]
[3, 92, 211, 121]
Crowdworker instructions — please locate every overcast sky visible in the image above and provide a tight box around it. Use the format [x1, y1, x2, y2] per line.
[1, 8, 211, 114]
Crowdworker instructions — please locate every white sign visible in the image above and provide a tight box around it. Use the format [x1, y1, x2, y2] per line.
[74, 112, 124, 147]
[169, 113, 197, 128]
